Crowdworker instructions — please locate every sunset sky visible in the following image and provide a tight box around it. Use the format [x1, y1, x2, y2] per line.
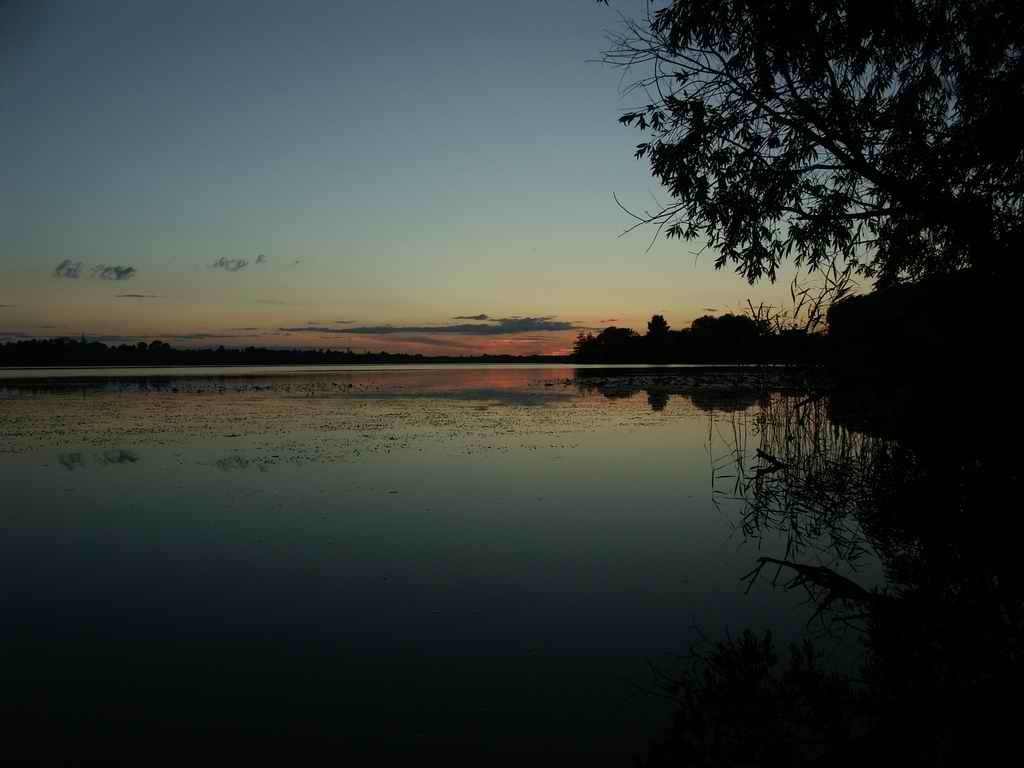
[2, 1, 802, 355]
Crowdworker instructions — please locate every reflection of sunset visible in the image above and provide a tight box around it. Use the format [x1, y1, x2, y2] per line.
[319, 331, 577, 357]
[61, 329, 581, 357]
[1, 367, 764, 455]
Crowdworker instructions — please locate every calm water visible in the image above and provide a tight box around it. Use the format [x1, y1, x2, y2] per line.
[0, 366, 880, 761]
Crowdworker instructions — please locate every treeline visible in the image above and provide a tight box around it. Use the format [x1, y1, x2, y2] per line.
[572, 314, 826, 364]
[1, 315, 827, 367]
[0, 337, 570, 367]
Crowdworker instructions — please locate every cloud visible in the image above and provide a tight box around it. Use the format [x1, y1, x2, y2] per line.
[0, 304, 14, 308]
[598, 318, 620, 324]
[453, 314, 490, 321]
[53, 261, 137, 281]
[53, 259, 83, 279]
[115, 293, 159, 298]
[334, 319, 356, 324]
[363, 334, 482, 350]
[253, 298, 290, 305]
[3, 332, 174, 344]
[81, 334, 149, 343]
[703, 308, 718, 312]
[255, 253, 268, 264]
[18, 331, 266, 344]
[92, 264, 136, 281]
[280, 316, 576, 336]
[166, 333, 252, 340]
[211, 257, 248, 272]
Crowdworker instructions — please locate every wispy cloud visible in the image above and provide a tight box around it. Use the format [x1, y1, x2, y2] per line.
[211, 257, 249, 272]
[52, 260, 137, 281]
[453, 314, 489, 321]
[703, 308, 718, 313]
[92, 264, 136, 281]
[91, 332, 264, 342]
[280, 316, 576, 336]
[0, 331, 266, 344]
[253, 298, 290, 305]
[166, 332, 258, 340]
[334, 319, 356, 324]
[53, 259, 83, 279]
[375, 335, 483, 350]
[598, 318, 620, 324]
[79, 335, 149, 343]
[0, 304, 14, 308]
[115, 293, 159, 299]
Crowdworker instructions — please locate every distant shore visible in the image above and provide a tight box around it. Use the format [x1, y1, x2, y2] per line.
[0, 363, 825, 399]
[1, 336, 826, 369]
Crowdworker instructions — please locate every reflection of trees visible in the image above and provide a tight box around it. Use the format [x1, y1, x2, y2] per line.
[99, 449, 139, 465]
[688, 390, 760, 414]
[58, 449, 139, 470]
[646, 390, 669, 412]
[712, 394, 892, 567]
[572, 372, 764, 413]
[647, 391, 1023, 764]
[58, 452, 86, 471]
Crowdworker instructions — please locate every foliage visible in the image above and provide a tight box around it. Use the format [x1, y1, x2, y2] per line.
[572, 313, 824, 363]
[573, 325, 643, 362]
[0, 337, 568, 367]
[646, 313, 670, 338]
[600, 1, 1024, 288]
[693, 388, 1024, 764]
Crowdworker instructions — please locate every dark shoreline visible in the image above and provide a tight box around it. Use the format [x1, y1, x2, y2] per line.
[0, 362, 822, 390]
[0, 360, 807, 371]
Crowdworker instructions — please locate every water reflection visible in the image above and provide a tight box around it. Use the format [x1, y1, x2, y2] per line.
[214, 455, 254, 471]
[572, 369, 767, 413]
[58, 449, 140, 470]
[58, 452, 86, 471]
[646, 390, 669, 412]
[2, 365, 807, 762]
[643, 388, 1023, 765]
[12, 365, 1012, 762]
[99, 448, 139, 465]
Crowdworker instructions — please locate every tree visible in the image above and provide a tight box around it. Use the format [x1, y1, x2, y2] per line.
[645, 314, 672, 361]
[599, 1, 1024, 288]
[572, 326, 642, 362]
[646, 313, 670, 339]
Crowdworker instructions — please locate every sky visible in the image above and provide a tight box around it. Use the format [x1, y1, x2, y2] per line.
[1, 0, 802, 355]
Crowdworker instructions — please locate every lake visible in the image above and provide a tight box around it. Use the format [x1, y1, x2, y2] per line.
[0, 365, 882, 762]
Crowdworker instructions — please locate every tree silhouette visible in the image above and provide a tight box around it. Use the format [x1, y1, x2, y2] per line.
[0, 337, 569, 367]
[573, 326, 644, 362]
[599, 1, 1024, 288]
[645, 314, 671, 361]
[646, 314, 670, 339]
